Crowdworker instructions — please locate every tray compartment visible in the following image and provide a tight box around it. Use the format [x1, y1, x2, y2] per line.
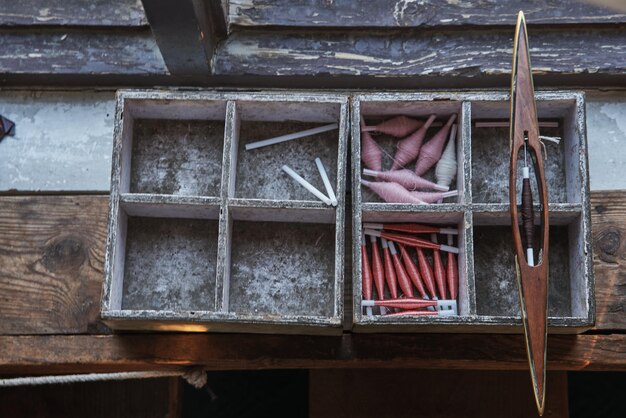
[226, 212, 337, 318]
[471, 96, 583, 204]
[357, 98, 468, 205]
[120, 97, 228, 197]
[353, 209, 474, 331]
[107, 200, 221, 312]
[231, 100, 341, 202]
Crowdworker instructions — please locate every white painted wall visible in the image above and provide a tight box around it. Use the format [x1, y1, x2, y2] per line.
[0, 89, 624, 192]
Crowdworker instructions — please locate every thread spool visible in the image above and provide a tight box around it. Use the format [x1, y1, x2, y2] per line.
[410, 190, 458, 204]
[364, 222, 458, 235]
[391, 114, 436, 170]
[415, 114, 457, 176]
[361, 233, 374, 316]
[370, 235, 386, 304]
[431, 234, 448, 300]
[381, 238, 399, 299]
[365, 229, 460, 253]
[360, 115, 383, 171]
[399, 244, 428, 299]
[362, 298, 436, 310]
[362, 115, 424, 137]
[361, 179, 426, 204]
[435, 123, 458, 188]
[363, 168, 448, 192]
[387, 241, 414, 297]
[446, 234, 459, 300]
[416, 248, 437, 299]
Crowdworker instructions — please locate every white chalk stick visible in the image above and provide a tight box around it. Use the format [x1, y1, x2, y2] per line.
[245, 123, 338, 150]
[315, 157, 337, 206]
[281, 165, 332, 206]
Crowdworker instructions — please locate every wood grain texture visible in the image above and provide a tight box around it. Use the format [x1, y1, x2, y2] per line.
[0, 0, 147, 27]
[214, 27, 626, 79]
[591, 191, 626, 330]
[0, 196, 109, 334]
[1, 26, 624, 85]
[0, 28, 167, 76]
[310, 369, 568, 418]
[229, 0, 626, 28]
[0, 377, 177, 418]
[0, 333, 624, 374]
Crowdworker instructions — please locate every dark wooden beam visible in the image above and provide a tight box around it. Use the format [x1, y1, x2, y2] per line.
[214, 26, 626, 79]
[1, 25, 624, 87]
[229, 0, 626, 28]
[0, 333, 624, 374]
[0, 0, 147, 27]
[310, 370, 569, 418]
[0, 27, 167, 77]
[141, 0, 226, 76]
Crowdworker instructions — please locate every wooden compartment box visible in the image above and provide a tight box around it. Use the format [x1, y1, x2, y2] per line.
[102, 90, 348, 334]
[352, 91, 594, 333]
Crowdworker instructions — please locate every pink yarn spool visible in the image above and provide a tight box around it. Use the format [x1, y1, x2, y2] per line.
[363, 168, 448, 192]
[360, 130, 383, 171]
[391, 114, 436, 170]
[410, 190, 458, 203]
[447, 234, 459, 300]
[414, 114, 457, 176]
[361, 179, 425, 204]
[381, 238, 399, 299]
[362, 115, 424, 137]
[399, 244, 428, 299]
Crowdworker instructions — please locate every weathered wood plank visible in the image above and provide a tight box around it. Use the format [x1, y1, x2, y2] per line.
[0, 196, 109, 334]
[1, 26, 624, 86]
[591, 191, 626, 330]
[0, 378, 176, 418]
[229, 0, 626, 28]
[310, 369, 569, 418]
[0, 0, 147, 27]
[0, 333, 624, 374]
[214, 27, 626, 79]
[0, 28, 167, 76]
[0, 91, 115, 192]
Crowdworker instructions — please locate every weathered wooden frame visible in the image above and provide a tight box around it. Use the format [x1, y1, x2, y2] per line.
[101, 90, 348, 334]
[352, 91, 594, 333]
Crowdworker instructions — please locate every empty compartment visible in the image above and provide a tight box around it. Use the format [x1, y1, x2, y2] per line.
[471, 97, 581, 204]
[121, 98, 228, 196]
[233, 100, 341, 202]
[473, 222, 577, 318]
[117, 202, 220, 311]
[356, 210, 472, 323]
[226, 213, 337, 317]
[358, 99, 465, 204]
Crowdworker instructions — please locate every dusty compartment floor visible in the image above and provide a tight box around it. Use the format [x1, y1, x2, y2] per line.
[472, 126, 567, 203]
[228, 220, 336, 317]
[122, 217, 218, 311]
[236, 121, 338, 201]
[473, 225, 571, 317]
[130, 119, 225, 196]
